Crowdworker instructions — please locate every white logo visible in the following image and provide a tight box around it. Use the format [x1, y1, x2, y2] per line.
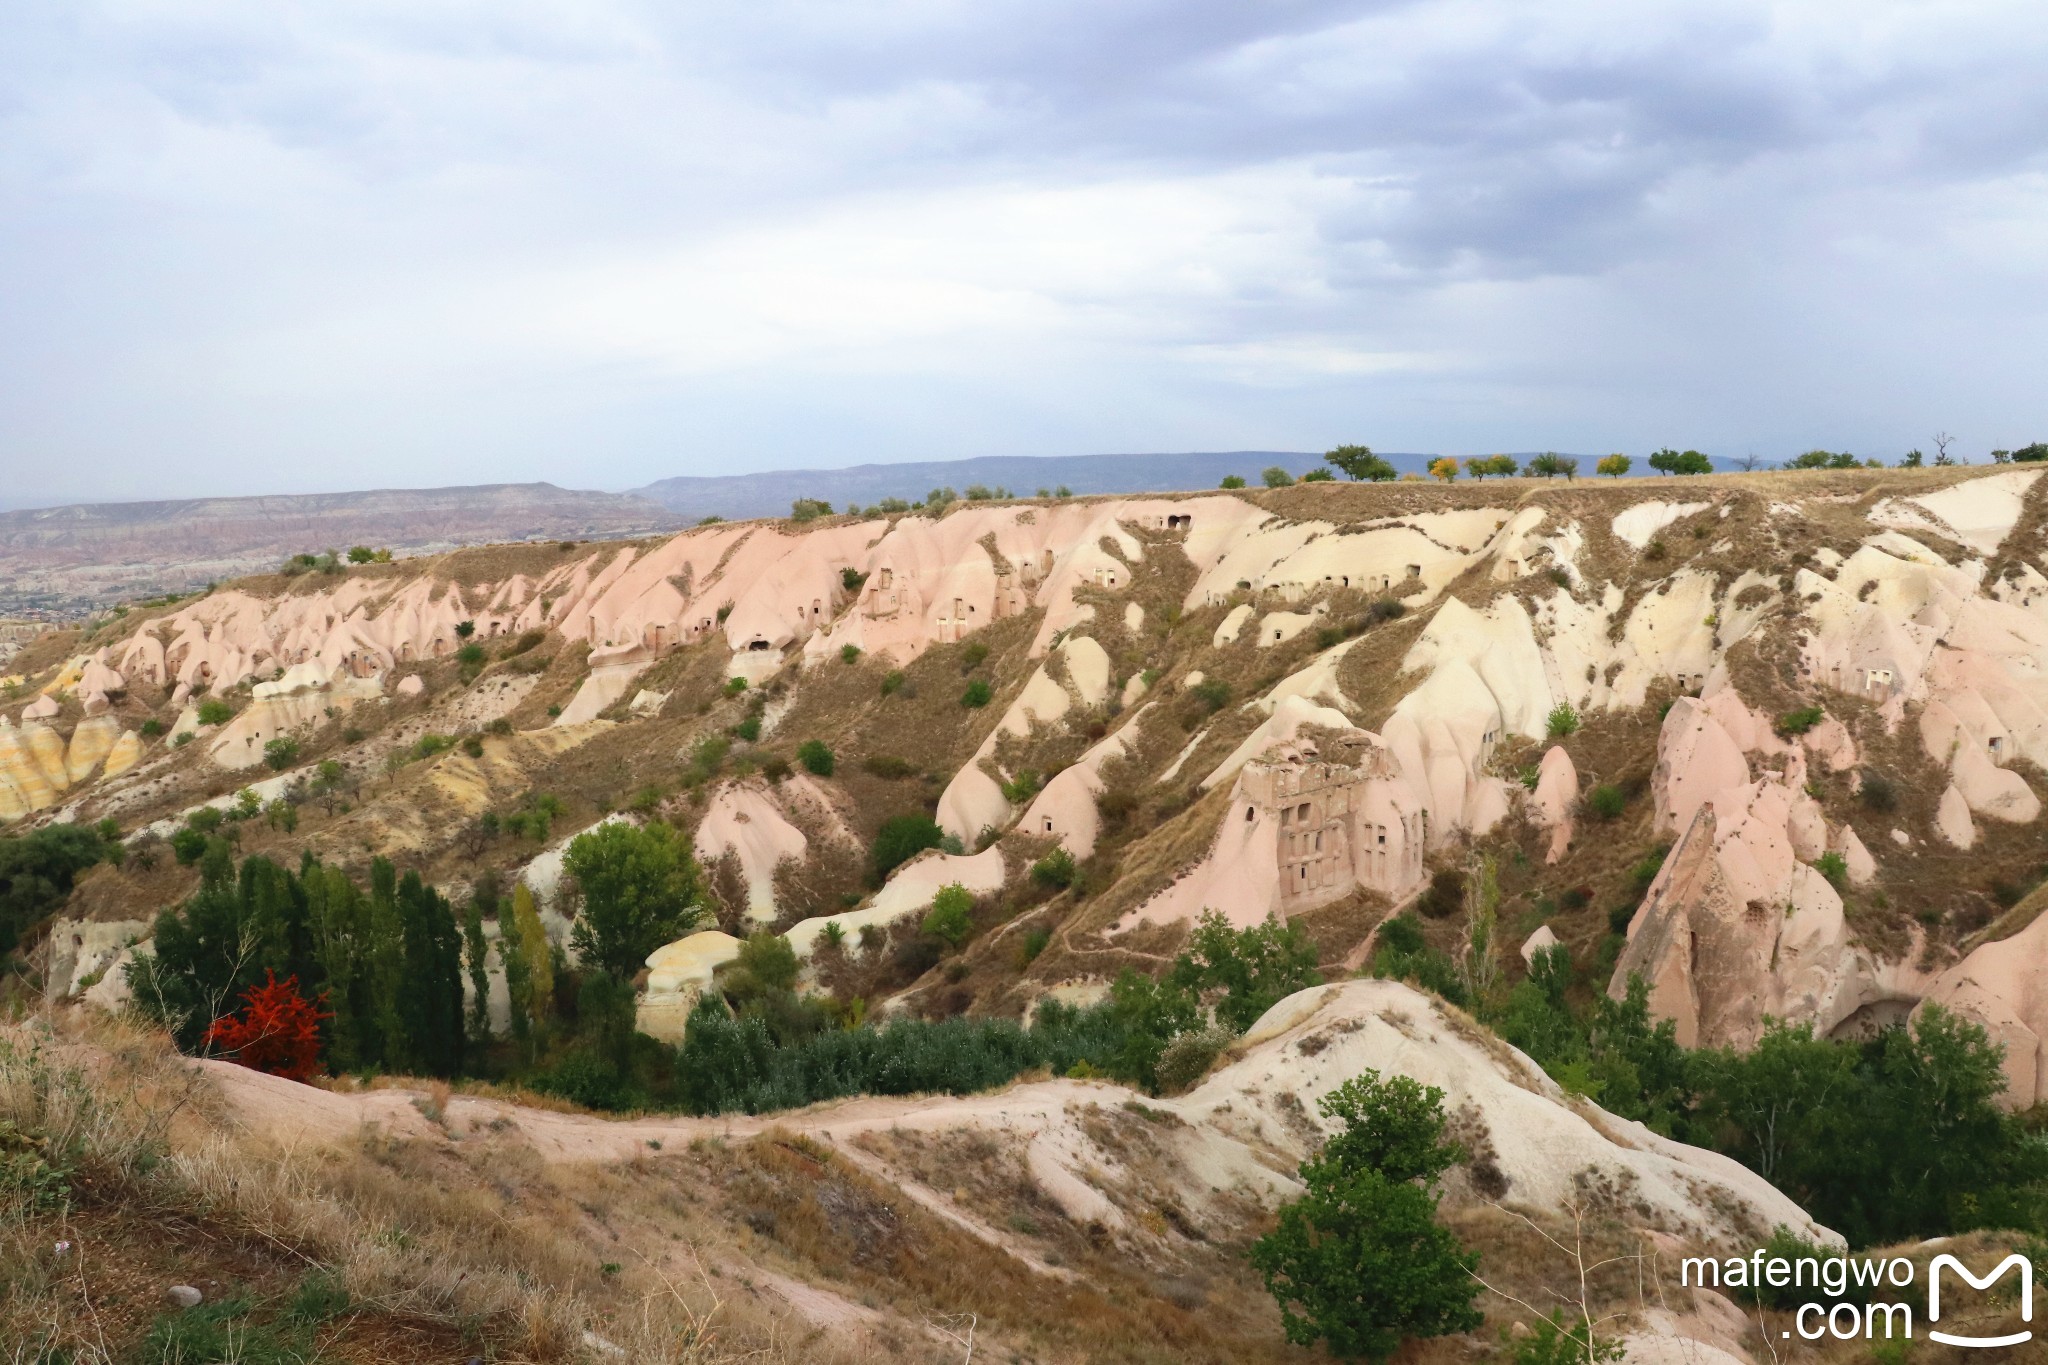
[1928, 1253, 2033, 1348]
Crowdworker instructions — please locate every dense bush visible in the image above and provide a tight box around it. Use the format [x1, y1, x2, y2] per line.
[1775, 705, 1824, 737]
[676, 998, 1121, 1116]
[196, 699, 233, 726]
[960, 679, 993, 708]
[0, 823, 115, 954]
[796, 739, 834, 776]
[872, 812, 945, 882]
[1030, 847, 1077, 889]
[1189, 678, 1231, 712]
[921, 883, 974, 947]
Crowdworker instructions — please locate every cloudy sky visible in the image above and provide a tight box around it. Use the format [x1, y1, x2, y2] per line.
[3, 1, 2045, 507]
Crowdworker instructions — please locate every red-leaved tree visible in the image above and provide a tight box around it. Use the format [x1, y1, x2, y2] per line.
[203, 971, 331, 1082]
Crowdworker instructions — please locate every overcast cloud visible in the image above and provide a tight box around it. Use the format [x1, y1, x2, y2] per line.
[2, 1, 2045, 506]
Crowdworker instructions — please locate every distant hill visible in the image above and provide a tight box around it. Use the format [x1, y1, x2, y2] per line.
[627, 449, 1734, 520]
[0, 483, 677, 618]
[633, 451, 1436, 520]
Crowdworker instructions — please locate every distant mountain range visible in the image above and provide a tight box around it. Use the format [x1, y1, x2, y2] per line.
[0, 483, 677, 619]
[631, 451, 1438, 520]
[3, 450, 1749, 617]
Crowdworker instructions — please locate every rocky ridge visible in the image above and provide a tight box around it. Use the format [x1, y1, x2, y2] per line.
[14, 466, 2048, 1108]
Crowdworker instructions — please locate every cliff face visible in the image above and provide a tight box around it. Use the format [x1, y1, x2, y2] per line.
[15, 466, 2048, 1076]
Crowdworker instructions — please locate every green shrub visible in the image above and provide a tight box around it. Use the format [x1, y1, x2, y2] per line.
[1169, 909, 1322, 1033]
[409, 733, 455, 762]
[1629, 847, 1669, 889]
[1776, 705, 1824, 737]
[724, 677, 748, 697]
[881, 670, 905, 696]
[262, 736, 300, 771]
[1189, 678, 1230, 712]
[873, 812, 945, 882]
[196, 699, 233, 726]
[1728, 1226, 1868, 1311]
[1815, 851, 1848, 889]
[732, 712, 762, 742]
[1154, 1025, 1233, 1093]
[1031, 847, 1078, 889]
[840, 643, 861, 663]
[923, 883, 974, 947]
[961, 679, 993, 708]
[961, 641, 989, 670]
[1219, 474, 1247, 489]
[139, 717, 165, 738]
[1418, 868, 1465, 920]
[796, 740, 834, 776]
[1368, 915, 1467, 1006]
[1507, 1311, 1626, 1365]
[1545, 702, 1579, 738]
[1587, 784, 1625, 820]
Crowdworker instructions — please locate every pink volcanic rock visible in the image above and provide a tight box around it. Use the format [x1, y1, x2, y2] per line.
[78, 658, 124, 696]
[934, 635, 1118, 844]
[1950, 742, 2041, 823]
[1653, 697, 1753, 835]
[395, 675, 424, 698]
[22, 694, 59, 722]
[206, 685, 340, 772]
[1530, 744, 1578, 863]
[1020, 707, 1151, 859]
[782, 846, 1008, 963]
[1612, 803, 1856, 1049]
[1919, 910, 2048, 1107]
[693, 780, 809, 925]
[1833, 825, 1877, 887]
[1121, 727, 1429, 933]
[1520, 924, 1560, 964]
[1936, 783, 1977, 848]
[1801, 716, 1857, 773]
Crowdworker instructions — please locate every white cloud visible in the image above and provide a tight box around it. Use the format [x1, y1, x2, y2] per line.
[1, 0, 2046, 504]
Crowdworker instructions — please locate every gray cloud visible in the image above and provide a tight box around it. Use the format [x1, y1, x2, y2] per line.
[1, 0, 2045, 507]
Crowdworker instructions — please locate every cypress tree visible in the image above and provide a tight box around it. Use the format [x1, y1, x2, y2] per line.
[307, 861, 372, 1072]
[364, 858, 407, 1071]
[463, 899, 491, 1038]
[397, 870, 465, 1076]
